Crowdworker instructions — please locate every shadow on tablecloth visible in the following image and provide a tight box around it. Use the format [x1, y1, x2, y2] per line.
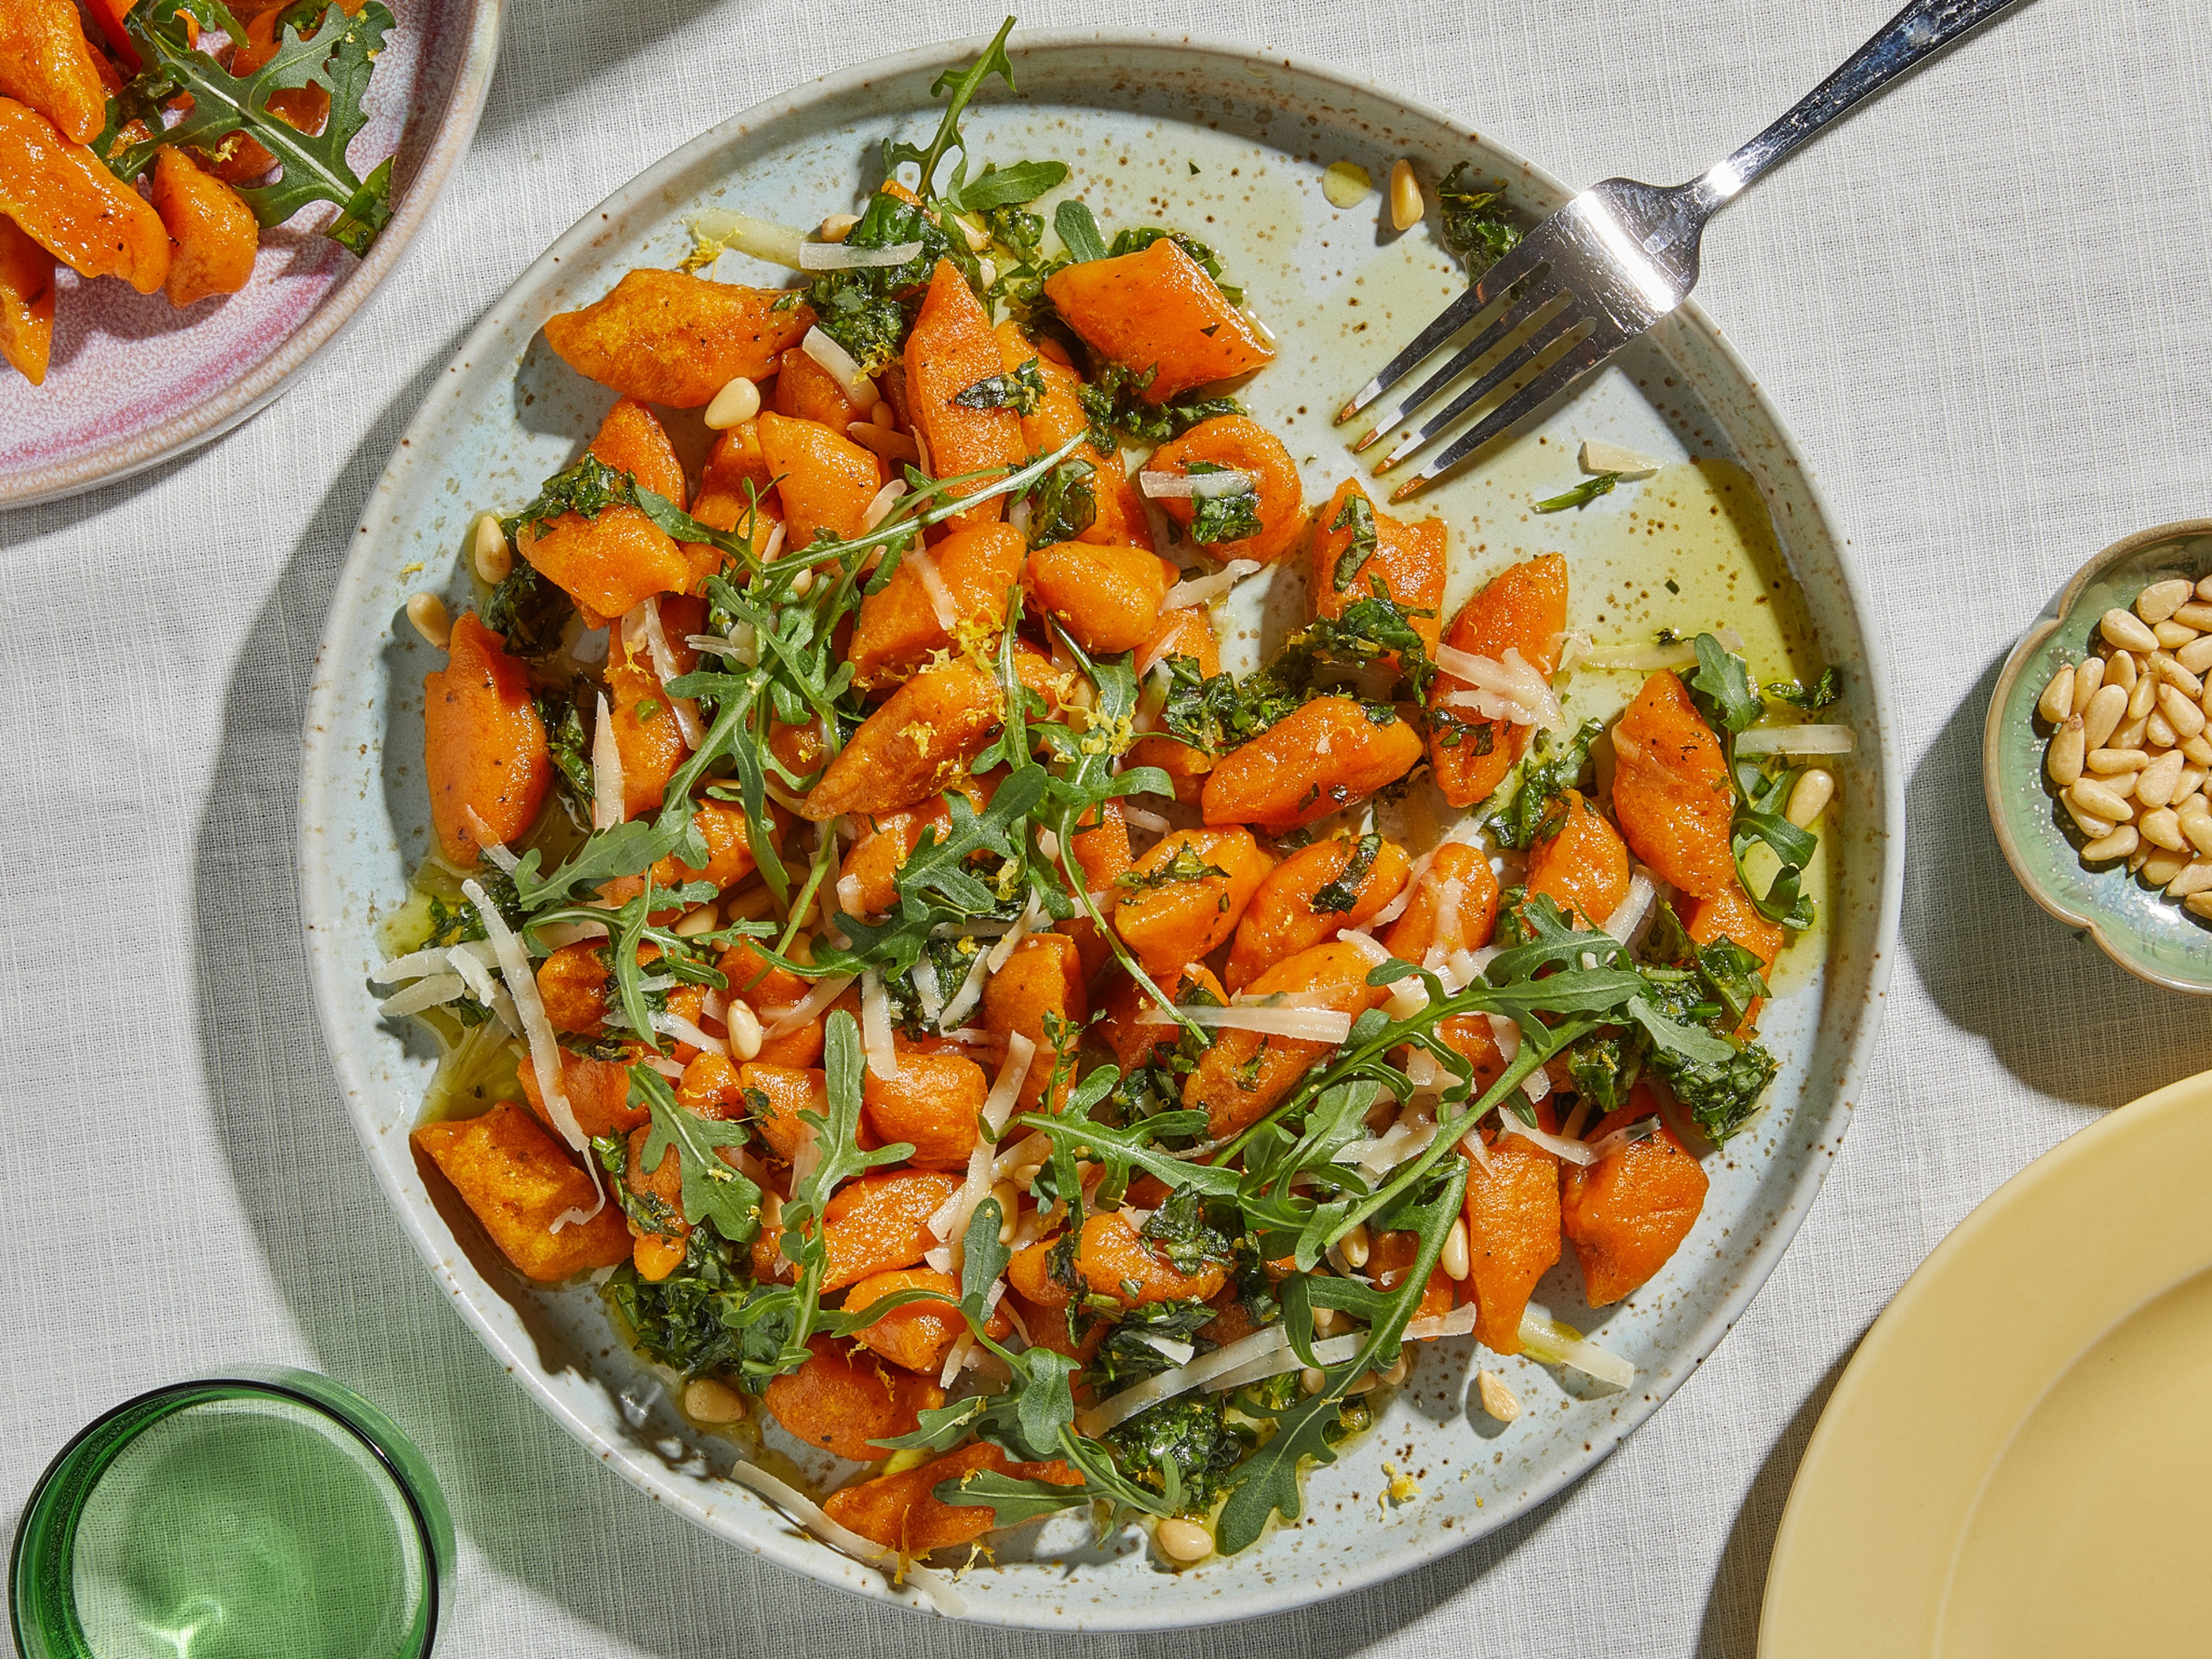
[1902, 653, 2212, 1107]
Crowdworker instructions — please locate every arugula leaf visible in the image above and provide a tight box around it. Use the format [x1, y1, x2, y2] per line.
[1435, 162, 1521, 275]
[107, 0, 396, 254]
[957, 158, 1069, 209]
[961, 1196, 1012, 1308]
[1054, 199, 1108, 263]
[1309, 834, 1380, 914]
[1019, 456, 1097, 546]
[883, 15, 1018, 198]
[630, 1066, 765, 1244]
[1688, 632, 1764, 734]
[1534, 472, 1619, 512]
[1329, 490, 1378, 590]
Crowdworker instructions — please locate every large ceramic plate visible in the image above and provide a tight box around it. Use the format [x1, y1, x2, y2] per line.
[1759, 1069, 2212, 1656]
[0, 0, 501, 506]
[299, 31, 1901, 1628]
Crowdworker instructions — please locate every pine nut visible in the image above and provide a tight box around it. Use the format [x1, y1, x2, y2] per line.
[2169, 860, 2212, 898]
[2086, 747, 2149, 774]
[2188, 735, 2212, 766]
[704, 376, 761, 430]
[789, 567, 814, 597]
[2143, 849, 2190, 885]
[1156, 1518, 1213, 1562]
[2129, 847, 2151, 876]
[2082, 826, 2138, 862]
[2107, 650, 2139, 691]
[1313, 1306, 1345, 1336]
[2073, 656, 2106, 714]
[683, 1377, 747, 1423]
[1476, 1369, 1521, 1422]
[724, 1001, 763, 1061]
[2063, 796, 2115, 838]
[1381, 1354, 1409, 1386]
[956, 214, 993, 252]
[1442, 1218, 1471, 1281]
[2084, 684, 2128, 749]
[2037, 661, 2077, 724]
[2070, 778, 2133, 820]
[2178, 765, 2208, 805]
[2138, 750, 2186, 808]
[2198, 576, 2212, 603]
[1300, 1367, 1326, 1395]
[2126, 673, 2159, 721]
[868, 400, 896, 429]
[2102, 608, 2159, 652]
[2150, 652, 2205, 698]
[2126, 714, 2158, 749]
[2137, 578, 2195, 623]
[820, 213, 858, 243]
[406, 592, 451, 649]
[2141, 806, 2186, 850]
[2159, 619, 2202, 648]
[2047, 714, 2086, 786]
[2183, 808, 2212, 857]
[2159, 683, 2206, 738]
[472, 513, 512, 585]
[1340, 1221, 1372, 1268]
[2183, 637, 2212, 676]
[2188, 892, 2212, 921]
[673, 903, 720, 937]
[1388, 158, 1424, 231]
[2172, 603, 2212, 630]
[1786, 767, 1836, 827]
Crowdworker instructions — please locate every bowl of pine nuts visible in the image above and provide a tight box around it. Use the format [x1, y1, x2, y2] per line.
[1988, 519, 2212, 993]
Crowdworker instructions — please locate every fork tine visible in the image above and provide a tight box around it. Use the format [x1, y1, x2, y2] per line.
[1349, 273, 1558, 453]
[1373, 301, 1583, 472]
[1385, 338, 1608, 503]
[1334, 233, 1550, 425]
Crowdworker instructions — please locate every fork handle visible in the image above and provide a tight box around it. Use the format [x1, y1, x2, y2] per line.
[1700, 0, 2034, 204]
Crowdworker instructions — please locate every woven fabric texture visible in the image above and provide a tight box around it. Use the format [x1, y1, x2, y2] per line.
[5, 1, 2211, 1653]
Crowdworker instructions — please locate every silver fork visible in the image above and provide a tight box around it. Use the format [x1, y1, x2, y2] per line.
[1343, 0, 2036, 501]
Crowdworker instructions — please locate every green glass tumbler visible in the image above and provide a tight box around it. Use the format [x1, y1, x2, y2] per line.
[10, 1369, 454, 1659]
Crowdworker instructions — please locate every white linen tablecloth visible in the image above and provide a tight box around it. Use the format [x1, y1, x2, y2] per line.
[6, 1, 2210, 1653]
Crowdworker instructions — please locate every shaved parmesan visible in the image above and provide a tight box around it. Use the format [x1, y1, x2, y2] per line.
[1434, 644, 1564, 732]
[1579, 438, 1660, 478]
[724, 1460, 967, 1615]
[1138, 1002, 1354, 1043]
[465, 877, 601, 1229]
[1518, 1304, 1635, 1390]
[591, 692, 624, 831]
[633, 598, 706, 749]
[462, 809, 521, 872]
[983, 893, 1044, 974]
[1586, 1116, 1661, 1162]
[378, 974, 465, 1016]
[1141, 468, 1256, 499]
[1734, 722, 1855, 756]
[935, 950, 991, 1034]
[1601, 870, 1657, 945]
[656, 1012, 727, 1056]
[798, 238, 923, 270]
[1580, 626, 1744, 673]
[1120, 805, 1173, 835]
[859, 971, 903, 1081]
[926, 1032, 1036, 1274]
[861, 479, 908, 533]
[906, 545, 957, 628]
[801, 327, 878, 408]
[1498, 1111, 1596, 1165]
[687, 209, 806, 271]
[761, 974, 854, 1040]
[1162, 558, 1262, 611]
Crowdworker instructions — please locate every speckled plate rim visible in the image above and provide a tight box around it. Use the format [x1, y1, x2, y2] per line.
[1757, 1067, 2212, 1654]
[1983, 518, 2212, 994]
[298, 26, 1904, 1628]
[0, 0, 503, 509]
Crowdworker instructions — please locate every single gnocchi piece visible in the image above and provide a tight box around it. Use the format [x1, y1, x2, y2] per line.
[412, 1105, 632, 1282]
[1225, 833, 1412, 992]
[1112, 826, 1277, 978]
[1041, 235, 1274, 400]
[1609, 669, 1737, 897]
[1200, 696, 1424, 832]
[542, 268, 813, 407]
[906, 258, 1027, 525]
[1144, 415, 1308, 565]
[1023, 541, 1171, 654]
[1428, 553, 1568, 809]
[1308, 478, 1447, 657]
[422, 611, 551, 865]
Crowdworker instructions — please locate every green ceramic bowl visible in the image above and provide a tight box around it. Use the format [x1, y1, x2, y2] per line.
[1986, 519, 2212, 993]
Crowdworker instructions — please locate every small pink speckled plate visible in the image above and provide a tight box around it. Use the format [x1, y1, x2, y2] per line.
[0, 0, 501, 506]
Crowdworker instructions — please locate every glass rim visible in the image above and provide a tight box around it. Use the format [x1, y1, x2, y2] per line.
[9, 1369, 450, 1659]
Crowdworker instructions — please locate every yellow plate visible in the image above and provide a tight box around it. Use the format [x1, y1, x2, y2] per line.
[1759, 1070, 2212, 1657]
